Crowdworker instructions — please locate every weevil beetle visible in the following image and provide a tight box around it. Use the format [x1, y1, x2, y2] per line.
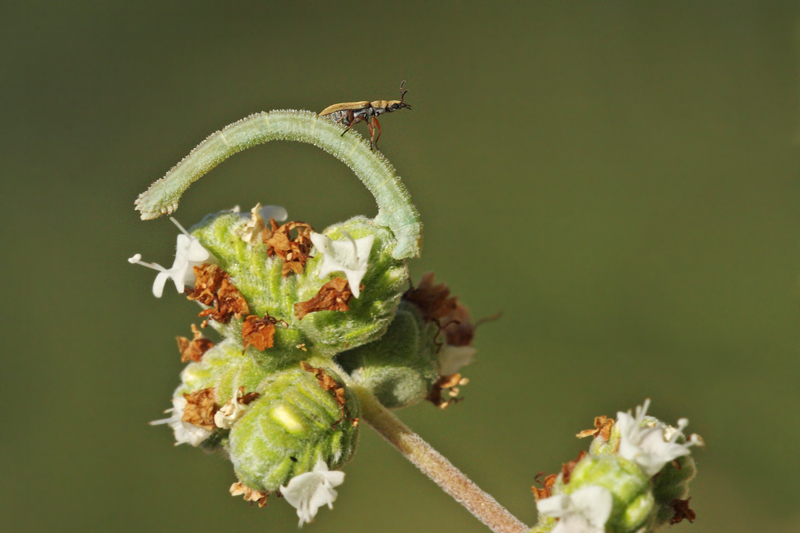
[319, 80, 411, 150]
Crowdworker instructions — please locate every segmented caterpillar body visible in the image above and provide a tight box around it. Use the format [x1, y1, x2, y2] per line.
[135, 110, 421, 260]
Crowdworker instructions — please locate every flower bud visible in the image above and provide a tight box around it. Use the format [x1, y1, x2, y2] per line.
[566, 454, 655, 532]
[228, 366, 360, 492]
[336, 300, 440, 408]
[589, 403, 701, 527]
[177, 339, 272, 401]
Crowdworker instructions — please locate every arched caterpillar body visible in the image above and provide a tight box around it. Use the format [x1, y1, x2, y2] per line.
[135, 110, 422, 260]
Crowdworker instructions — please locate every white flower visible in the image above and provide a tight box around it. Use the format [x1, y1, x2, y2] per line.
[616, 399, 704, 477]
[280, 458, 345, 527]
[236, 203, 288, 244]
[537, 485, 612, 533]
[128, 217, 216, 297]
[214, 389, 251, 429]
[438, 345, 477, 376]
[149, 396, 212, 447]
[309, 231, 374, 298]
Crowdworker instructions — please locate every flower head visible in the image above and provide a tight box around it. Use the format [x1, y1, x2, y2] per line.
[149, 396, 212, 446]
[310, 231, 374, 298]
[280, 458, 345, 526]
[536, 485, 612, 533]
[128, 218, 216, 297]
[616, 399, 704, 477]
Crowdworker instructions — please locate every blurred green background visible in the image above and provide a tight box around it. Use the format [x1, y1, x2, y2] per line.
[2, 1, 799, 532]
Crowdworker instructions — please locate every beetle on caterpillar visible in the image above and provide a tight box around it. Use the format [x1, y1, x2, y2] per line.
[319, 80, 411, 150]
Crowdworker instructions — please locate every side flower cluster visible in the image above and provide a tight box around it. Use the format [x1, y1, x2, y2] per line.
[531, 400, 703, 533]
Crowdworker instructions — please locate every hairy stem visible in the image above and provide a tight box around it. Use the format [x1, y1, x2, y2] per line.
[134, 110, 422, 259]
[354, 386, 530, 533]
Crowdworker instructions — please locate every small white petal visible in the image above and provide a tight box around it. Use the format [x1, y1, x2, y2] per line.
[310, 231, 374, 298]
[438, 345, 477, 376]
[153, 271, 171, 298]
[214, 389, 253, 429]
[259, 204, 288, 222]
[616, 400, 701, 477]
[280, 459, 345, 526]
[130, 219, 216, 298]
[537, 485, 612, 533]
[149, 396, 212, 447]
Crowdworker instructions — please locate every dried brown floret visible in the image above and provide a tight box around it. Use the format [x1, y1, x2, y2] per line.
[186, 263, 225, 306]
[294, 277, 359, 320]
[186, 264, 250, 323]
[235, 386, 261, 406]
[403, 272, 458, 322]
[531, 472, 558, 501]
[669, 498, 696, 524]
[561, 450, 587, 485]
[213, 277, 250, 319]
[405, 274, 500, 354]
[576, 415, 615, 441]
[176, 324, 214, 363]
[263, 219, 314, 277]
[427, 373, 469, 409]
[181, 388, 218, 430]
[241, 314, 278, 351]
[443, 303, 475, 346]
[300, 361, 357, 427]
[230, 482, 270, 508]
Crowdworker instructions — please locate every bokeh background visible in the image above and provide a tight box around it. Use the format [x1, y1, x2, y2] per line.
[3, 2, 799, 532]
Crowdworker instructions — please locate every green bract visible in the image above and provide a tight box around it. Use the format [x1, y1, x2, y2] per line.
[294, 216, 408, 354]
[337, 300, 440, 409]
[229, 366, 360, 492]
[566, 455, 654, 533]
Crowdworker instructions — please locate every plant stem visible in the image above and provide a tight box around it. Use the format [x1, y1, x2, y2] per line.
[354, 386, 530, 533]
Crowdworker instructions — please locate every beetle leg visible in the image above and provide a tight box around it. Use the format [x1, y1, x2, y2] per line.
[371, 117, 382, 150]
[340, 109, 356, 136]
[366, 119, 375, 149]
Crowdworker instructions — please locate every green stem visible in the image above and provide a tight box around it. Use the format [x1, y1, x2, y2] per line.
[354, 386, 530, 533]
[135, 110, 422, 259]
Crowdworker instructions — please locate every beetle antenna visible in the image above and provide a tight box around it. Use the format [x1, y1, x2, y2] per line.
[399, 80, 408, 103]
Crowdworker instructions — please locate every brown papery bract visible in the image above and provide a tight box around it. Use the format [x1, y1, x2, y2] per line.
[531, 472, 558, 501]
[181, 388, 218, 430]
[294, 277, 357, 320]
[263, 219, 314, 277]
[669, 498, 696, 524]
[560, 450, 587, 485]
[427, 373, 469, 409]
[186, 264, 250, 323]
[403, 272, 458, 322]
[230, 482, 270, 508]
[576, 415, 615, 442]
[176, 324, 214, 362]
[443, 303, 475, 347]
[241, 314, 277, 351]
